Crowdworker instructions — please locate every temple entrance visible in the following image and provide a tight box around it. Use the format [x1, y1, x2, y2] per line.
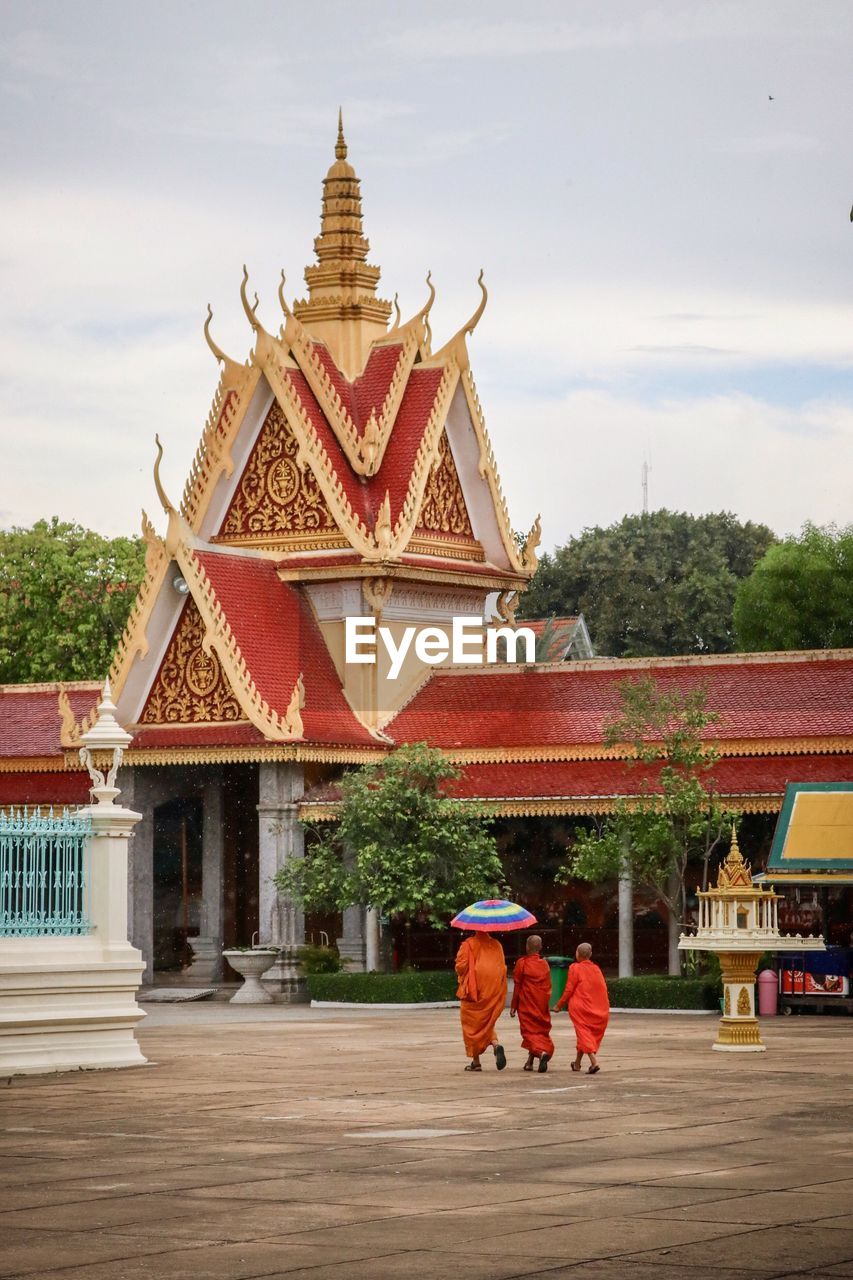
[222, 763, 260, 948]
[152, 796, 203, 972]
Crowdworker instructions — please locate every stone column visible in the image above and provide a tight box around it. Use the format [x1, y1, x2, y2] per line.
[365, 907, 380, 973]
[123, 767, 154, 985]
[257, 761, 306, 1000]
[617, 861, 634, 978]
[337, 905, 366, 972]
[186, 767, 224, 983]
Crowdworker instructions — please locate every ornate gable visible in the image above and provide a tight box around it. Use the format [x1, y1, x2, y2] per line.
[409, 432, 483, 561]
[139, 597, 245, 726]
[216, 402, 348, 552]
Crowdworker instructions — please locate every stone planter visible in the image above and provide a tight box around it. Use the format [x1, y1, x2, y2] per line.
[222, 949, 278, 1004]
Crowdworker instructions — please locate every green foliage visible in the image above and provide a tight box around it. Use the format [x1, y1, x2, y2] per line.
[559, 678, 734, 971]
[0, 518, 146, 682]
[275, 743, 504, 927]
[307, 970, 458, 1003]
[519, 510, 775, 657]
[607, 975, 721, 1009]
[296, 944, 347, 974]
[734, 522, 853, 651]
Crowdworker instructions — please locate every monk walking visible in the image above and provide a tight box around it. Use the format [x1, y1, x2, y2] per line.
[553, 942, 610, 1074]
[510, 935, 554, 1072]
[455, 931, 508, 1071]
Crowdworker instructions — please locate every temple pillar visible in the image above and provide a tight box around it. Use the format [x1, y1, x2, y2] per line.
[365, 908, 380, 973]
[186, 767, 224, 983]
[257, 762, 307, 1000]
[124, 767, 154, 985]
[617, 862, 634, 978]
[337, 905, 366, 972]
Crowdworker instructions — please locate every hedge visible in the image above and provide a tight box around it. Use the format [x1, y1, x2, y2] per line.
[607, 976, 721, 1010]
[307, 970, 458, 1004]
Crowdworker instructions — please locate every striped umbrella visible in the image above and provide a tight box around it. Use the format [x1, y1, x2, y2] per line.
[450, 898, 537, 933]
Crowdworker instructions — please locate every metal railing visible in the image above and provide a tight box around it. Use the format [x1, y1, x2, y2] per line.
[0, 808, 92, 937]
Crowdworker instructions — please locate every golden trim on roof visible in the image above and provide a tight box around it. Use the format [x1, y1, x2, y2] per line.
[460, 368, 528, 575]
[299, 793, 784, 821]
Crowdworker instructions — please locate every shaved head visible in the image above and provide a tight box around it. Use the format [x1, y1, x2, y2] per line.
[576, 942, 593, 960]
[526, 934, 543, 954]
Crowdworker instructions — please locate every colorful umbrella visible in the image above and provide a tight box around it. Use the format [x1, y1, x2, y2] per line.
[450, 898, 537, 932]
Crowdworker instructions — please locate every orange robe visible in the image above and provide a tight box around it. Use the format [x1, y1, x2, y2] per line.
[555, 958, 609, 1054]
[455, 935, 507, 1057]
[511, 955, 554, 1059]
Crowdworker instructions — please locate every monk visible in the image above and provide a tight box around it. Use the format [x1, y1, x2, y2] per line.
[553, 942, 610, 1074]
[510, 935, 554, 1072]
[455, 931, 508, 1071]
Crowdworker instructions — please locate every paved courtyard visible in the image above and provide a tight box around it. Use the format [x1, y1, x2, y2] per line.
[1, 1005, 852, 1280]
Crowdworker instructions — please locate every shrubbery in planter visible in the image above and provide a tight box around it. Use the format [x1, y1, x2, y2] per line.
[307, 970, 458, 1004]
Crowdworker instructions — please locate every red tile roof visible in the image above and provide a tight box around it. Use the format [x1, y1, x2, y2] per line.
[523, 617, 580, 639]
[284, 362, 446, 529]
[299, 753, 852, 814]
[0, 683, 100, 759]
[193, 550, 376, 746]
[449, 755, 853, 802]
[0, 769, 91, 808]
[386, 653, 853, 752]
[312, 341, 404, 432]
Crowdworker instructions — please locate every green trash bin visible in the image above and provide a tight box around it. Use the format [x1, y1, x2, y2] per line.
[545, 956, 571, 1006]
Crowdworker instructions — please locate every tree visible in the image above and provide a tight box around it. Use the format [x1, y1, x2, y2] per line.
[275, 743, 504, 927]
[559, 677, 733, 974]
[734, 522, 853, 651]
[519, 511, 775, 657]
[0, 519, 146, 683]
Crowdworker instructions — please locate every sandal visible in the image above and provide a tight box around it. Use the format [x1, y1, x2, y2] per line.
[588, 1065, 601, 1075]
[571, 1062, 581, 1073]
[464, 1062, 482, 1072]
[523, 1062, 534, 1072]
[494, 1044, 507, 1071]
[538, 1054, 549, 1074]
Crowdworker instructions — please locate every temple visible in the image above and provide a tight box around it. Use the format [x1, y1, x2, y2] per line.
[1, 119, 851, 981]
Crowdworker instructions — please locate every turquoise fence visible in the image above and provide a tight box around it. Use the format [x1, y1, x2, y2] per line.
[0, 808, 92, 937]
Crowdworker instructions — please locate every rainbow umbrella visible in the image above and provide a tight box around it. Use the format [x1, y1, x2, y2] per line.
[450, 899, 537, 933]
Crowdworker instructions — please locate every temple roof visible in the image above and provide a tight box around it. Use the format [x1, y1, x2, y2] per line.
[299, 752, 853, 818]
[384, 650, 853, 758]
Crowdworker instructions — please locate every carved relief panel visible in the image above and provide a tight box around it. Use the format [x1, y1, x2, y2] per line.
[218, 402, 347, 550]
[139, 598, 244, 725]
[410, 432, 483, 561]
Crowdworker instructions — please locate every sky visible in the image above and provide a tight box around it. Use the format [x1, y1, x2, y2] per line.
[1, 0, 852, 551]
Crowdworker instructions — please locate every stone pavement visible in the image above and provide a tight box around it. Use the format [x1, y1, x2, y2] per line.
[1, 1006, 852, 1280]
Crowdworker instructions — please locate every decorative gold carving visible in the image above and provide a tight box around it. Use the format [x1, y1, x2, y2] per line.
[363, 578, 394, 615]
[724, 987, 731, 1016]
[715, 1019, 762, 1047]
[415, 433, 474, 537]
[737, 986, 751, 1016]
[426, 270, 488, 370]
[284, 674, 305, 738]
[717, 825, 753, 889]
[57, 691, 81, 749]
[407, 534, 485, 562]
[220, 403, 344, 547]
[521, 515, 542, 573]
[140, 599, 244, 726]
[495, 590, 519, 625]
[718, 952, 762, 984]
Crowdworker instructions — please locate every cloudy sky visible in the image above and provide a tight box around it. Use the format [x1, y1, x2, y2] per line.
[2, 0, 852, 550]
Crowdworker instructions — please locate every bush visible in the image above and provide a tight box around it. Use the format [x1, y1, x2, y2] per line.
[607, 976, 721, 1010]
[307, 970, 458, 1004]
[297, 944, 346, 974]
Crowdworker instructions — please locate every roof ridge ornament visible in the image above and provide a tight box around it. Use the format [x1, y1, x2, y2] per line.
[203, 304, 244, 387]
[426, 270, 487, 369]
[154, 434, 195, 557]
[240, 264, 261, 331]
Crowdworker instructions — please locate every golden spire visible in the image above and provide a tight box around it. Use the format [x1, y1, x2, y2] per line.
[292, 111, 392, 377]
[716, 823, 753, 890]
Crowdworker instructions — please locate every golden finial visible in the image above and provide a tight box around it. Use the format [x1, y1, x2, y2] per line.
[729, 823, 743, 861]
[278, 270, 292, 319]
[203, 304, 231, 366]
[335, 107, 347, 160]
[392, 293, 401, 327]
[153, 434, 175, 516]
[464, 268, 488, 337]
[240, 265, 260, 330]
